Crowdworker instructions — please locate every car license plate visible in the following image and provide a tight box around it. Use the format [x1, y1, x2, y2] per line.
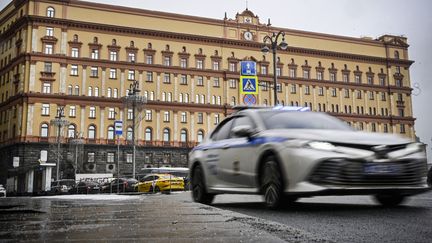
[364, 163, 401, 175]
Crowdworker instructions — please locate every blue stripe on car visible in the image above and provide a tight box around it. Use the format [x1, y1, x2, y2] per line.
[192, 136, 289, 151]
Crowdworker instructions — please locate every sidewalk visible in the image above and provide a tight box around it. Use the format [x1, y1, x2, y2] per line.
[0, 192, 329, 242]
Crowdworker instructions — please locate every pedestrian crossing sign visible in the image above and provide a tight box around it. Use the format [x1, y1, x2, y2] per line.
[240, 76, 258, 94]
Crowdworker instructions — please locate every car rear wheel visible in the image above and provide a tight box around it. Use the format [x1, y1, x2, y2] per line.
[261, 156, 284, 209]
[374, 194, 406, 207]
[192, 165, 214, 204]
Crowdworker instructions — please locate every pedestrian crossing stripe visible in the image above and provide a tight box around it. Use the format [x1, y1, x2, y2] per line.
[240, 76, 258, 94]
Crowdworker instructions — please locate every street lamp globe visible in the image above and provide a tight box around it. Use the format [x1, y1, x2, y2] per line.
[279, 38, 288, 50]
[261, 45, 270, 55]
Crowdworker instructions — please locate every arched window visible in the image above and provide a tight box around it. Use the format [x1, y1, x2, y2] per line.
[163, 128, 170, 142]
[113, 88, 118, 98]
[88, 86, 92, 96]
[179, 93, 183, 103]
[167, 92, 172, 102]
[197, 130, 204, 143]
[40, 123, 49, 137]
[107, 126, 115, 140]
[145, 127, 152, 141]
[67, 85, 73, 95]
[74, 85, 80, 95]
[162, 92, 166, 101]
[67, 124, 76, 138]
[180, 129, 188, 142]
[394, 50, 400, 59]
[200, 95, 205, 104]
[94, 87, 99, 97]
[184, 94, 189, 103]
[88, 125, 96, 139]
[46, 7, 55, 17]
[231, 96, 236, 106]
[127, 127, 133, 141]
[107, 88, 112, 98]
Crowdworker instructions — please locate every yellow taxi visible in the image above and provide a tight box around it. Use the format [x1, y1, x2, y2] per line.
[136, 174, 184, 193]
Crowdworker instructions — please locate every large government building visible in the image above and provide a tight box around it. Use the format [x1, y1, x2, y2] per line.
[0, 0, 416, 194]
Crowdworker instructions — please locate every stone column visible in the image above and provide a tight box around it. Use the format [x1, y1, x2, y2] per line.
[26, 170, 34, 193]
[44, 167, 52, 191]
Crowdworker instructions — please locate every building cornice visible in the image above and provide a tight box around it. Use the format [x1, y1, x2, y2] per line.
[0, 15, 414, 67]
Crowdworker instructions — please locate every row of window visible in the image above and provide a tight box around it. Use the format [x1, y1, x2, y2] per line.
[39, 123, 206, 142]
[39, 27, 403, 87]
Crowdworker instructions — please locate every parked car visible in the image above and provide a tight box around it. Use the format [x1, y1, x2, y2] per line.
[74, 181, 101, 194]
[0, 184, 6, 197]
[103, 178, 138, 193]
[136, 174, 184, 193]
[51, 179, 76, 194]
[189, 106, 430, 209]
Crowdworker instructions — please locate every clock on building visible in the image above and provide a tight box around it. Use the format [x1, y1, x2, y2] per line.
[243, 31, 253, 41]
[244, 17, 252, 23]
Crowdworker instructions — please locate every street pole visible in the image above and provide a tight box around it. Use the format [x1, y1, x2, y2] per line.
[261, 31, 288, 106]
[272, 46, 278, 106]
[50, 107, 69, 181]
[132, 97, 136, 179]
[117, 134, 120, 193]
[123, 80, 146, 179]
[57, 125, 61, 180]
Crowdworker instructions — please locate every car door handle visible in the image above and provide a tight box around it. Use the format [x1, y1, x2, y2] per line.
[222, 144, 230, 149]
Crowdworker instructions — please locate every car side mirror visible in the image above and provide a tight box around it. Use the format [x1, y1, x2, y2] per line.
[232, 125, 255, 138]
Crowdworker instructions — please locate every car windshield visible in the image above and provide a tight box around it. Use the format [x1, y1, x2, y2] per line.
[260, 111, 353, 131]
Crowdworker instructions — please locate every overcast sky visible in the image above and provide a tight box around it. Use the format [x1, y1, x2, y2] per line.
[1, 0, 431, 161]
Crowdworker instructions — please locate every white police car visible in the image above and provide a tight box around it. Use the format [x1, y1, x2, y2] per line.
[189, 106, 430, 209]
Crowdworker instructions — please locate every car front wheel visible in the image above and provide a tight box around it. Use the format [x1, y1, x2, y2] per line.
[374, 194, 406, 207]
[191, 165, 214, 204]
[261, 156, 284, 209]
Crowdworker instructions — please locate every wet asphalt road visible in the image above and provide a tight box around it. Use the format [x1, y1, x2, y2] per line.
[0, 191, 430, 242]
[192, 191, 432, 243]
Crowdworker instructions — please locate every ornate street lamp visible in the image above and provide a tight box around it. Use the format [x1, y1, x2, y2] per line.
[50, 106, 69, 180]
[123, 80, 147, 179]
[261, 31, 288, 106]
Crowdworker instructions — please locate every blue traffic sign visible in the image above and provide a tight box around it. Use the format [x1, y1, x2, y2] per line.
[240, 61, 257, 76]
[240, 76, 258, 94]
[243, 94, 257, 105]
[114, 121, 123, 135]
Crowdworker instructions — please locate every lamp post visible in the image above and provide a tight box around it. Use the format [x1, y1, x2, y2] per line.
[123, 80, 147, 179]
[50, 106, 69, 181]
[261, 31, 288, 106]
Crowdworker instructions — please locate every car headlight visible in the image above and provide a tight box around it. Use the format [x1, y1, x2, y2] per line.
[307, 141, 336, 151]
[406, 142, 423, 153]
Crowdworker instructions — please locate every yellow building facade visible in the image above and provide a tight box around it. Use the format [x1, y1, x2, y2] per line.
[0, 0, 416, 193]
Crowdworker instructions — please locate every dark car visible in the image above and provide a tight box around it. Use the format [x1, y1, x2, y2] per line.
[51, 179, 76, 194]
[74, 181, 101, 194]
[104, 178, 138, 193]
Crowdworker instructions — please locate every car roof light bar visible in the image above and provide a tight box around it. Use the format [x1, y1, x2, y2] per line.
[272, 105, 311, 111]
